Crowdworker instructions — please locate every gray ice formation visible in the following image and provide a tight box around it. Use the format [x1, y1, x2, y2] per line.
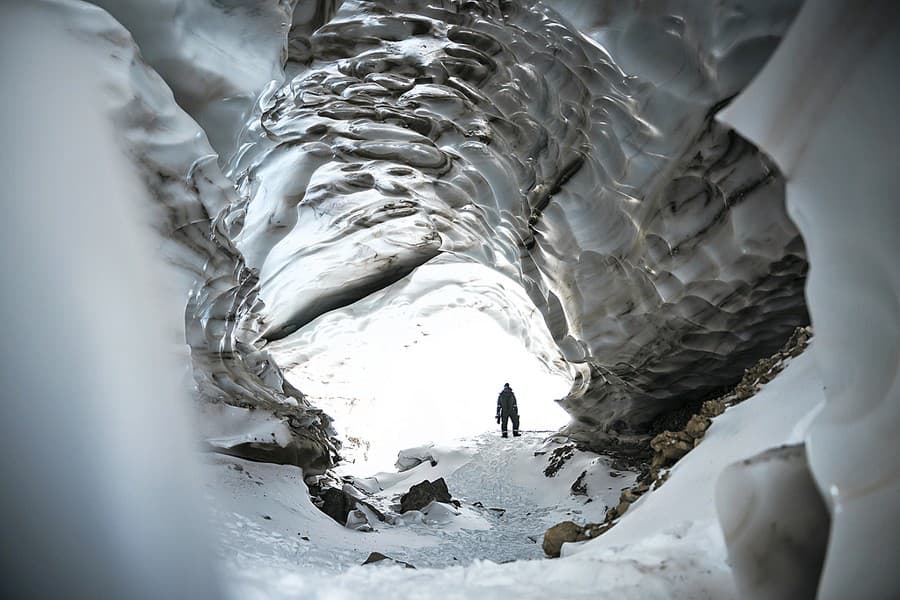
[2, 0, 899, 597]
[716, 444, 830, 599]
[24, 0, 813, 470]
[92, 0, 811, 461]
[222, 0, 810, 453]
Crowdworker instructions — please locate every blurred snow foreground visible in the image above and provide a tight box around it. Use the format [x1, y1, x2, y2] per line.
[1, 1, 898, 599]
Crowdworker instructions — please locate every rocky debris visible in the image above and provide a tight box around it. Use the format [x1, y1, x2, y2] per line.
[552, 327, 813, 544]
[362, 552, 416, 569]
[542, 443, 576, 477]
[570, 471, 588, 496]
[542, 521, 589, 558]
[399, 478, 453, 513]
[310, 477, 388, 527]
[318, 487, 357, 526]
[650, 431, 694, 465]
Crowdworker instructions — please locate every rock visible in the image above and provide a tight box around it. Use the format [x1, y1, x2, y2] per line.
[543, 444, 576, 477]
[700, 399, 725, 418]
[399, 478, 452, 513]
[362, 552, 415, 569]
[542, 520, 586, 558]
[620, 488, 640, 503]
[650, 431, 693, 465]
[685, 414, 711, 439]
[318, 487, 358, 526]
[570, 471, 588, 496]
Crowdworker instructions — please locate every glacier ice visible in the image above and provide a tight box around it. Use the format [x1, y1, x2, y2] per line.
[721, 2, 900, 596]
[225, 0, 809, 451]
[716, 444, 830, 599]
[27, 0, 810, 467]
[2, 0, 899, 596]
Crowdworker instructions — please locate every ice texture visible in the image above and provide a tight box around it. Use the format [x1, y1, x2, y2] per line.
[88, 0, 298, 160]
[26, 0, 812, 466]
[720, 2, 900, 596]
[225, 0, 808, 447]
[22, 0, 339, 472]
[716, 444, 830, 599]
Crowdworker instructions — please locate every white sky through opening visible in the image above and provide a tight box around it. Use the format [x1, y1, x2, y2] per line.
[275, 271, 574, 474]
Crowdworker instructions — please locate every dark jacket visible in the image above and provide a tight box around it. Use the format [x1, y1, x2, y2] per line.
[496, 387, 518, 417]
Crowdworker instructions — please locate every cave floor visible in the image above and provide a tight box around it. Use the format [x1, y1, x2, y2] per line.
[204, 430, 631, 573]
[204, 350, 825, 599]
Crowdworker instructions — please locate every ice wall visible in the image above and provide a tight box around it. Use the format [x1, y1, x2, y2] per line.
[26, 0, 339, 473]
[29, 0, 810, 469]
[0, 4, 219, 596]
[720, 2, 900, 596]
[227, 0, 808, 448]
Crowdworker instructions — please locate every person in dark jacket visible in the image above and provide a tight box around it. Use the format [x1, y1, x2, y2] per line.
[496, 383, 520, 438]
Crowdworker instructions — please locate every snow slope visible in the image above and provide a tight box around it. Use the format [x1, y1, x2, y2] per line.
[208, 347, 824, 599]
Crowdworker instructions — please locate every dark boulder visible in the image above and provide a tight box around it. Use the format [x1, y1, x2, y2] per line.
[399, 478, 452, 513]
[362, 552, 416, 569]
[318, 487, 357, 526]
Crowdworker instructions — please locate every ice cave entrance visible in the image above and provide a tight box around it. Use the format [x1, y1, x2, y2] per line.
[268, 261, 573, 473]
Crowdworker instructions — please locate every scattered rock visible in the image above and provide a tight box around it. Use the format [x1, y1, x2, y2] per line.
[650, 431, 693, 466]
[316, 484, 386, 527]
[318, 487, 358, 526]
[542, 521, 588, 558]
[570, 470, 588, 496]
[684, 414, 711, 440]
[543, 443, 576, 477]
[399, 478, 452, 513]
[362, 552, 416, 569]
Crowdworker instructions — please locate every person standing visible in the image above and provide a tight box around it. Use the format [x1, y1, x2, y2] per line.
[495, 383, 520, 438]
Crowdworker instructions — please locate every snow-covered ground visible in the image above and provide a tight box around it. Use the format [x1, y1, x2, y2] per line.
[206, 430, 631, 573]
[209, 346, 825, 599]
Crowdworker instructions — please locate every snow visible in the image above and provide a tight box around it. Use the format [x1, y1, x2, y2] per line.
[207, 347, 825, 599]
[206, 431, 629, 575]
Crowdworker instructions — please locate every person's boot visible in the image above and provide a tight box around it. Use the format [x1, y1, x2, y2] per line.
[513, 431, 521, 437]
[501, 432, 508, 438]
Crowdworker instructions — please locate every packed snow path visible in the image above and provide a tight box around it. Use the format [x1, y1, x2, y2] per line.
[371, 431, 629, 567]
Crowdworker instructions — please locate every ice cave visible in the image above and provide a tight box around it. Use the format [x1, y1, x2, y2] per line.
[1, 0, 898, 598]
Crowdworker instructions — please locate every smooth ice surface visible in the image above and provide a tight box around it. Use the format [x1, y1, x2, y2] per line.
[0, 5, 218, 597]
[716, 444, 830, 599]
[720, 2, 900, 596]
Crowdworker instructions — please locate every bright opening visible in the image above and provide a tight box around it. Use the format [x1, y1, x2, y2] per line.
[269, 261, 573, 474]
